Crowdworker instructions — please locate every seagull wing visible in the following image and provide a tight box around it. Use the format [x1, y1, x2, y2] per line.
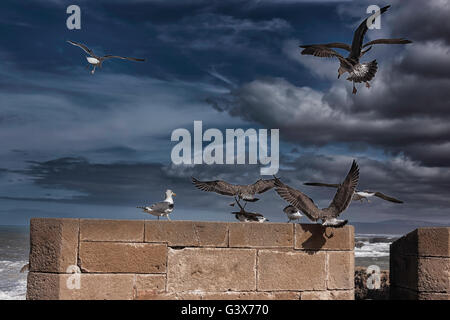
[326, 160, 360, 217]
[102, 55, 145, 62]
[250, 178, 277, 194]
[192, 177, 238, 197]
[363, 38, 412, 48]
[150, 201, 171, 213]
[274, 178, 321, 221]
[300, 45, 353, 68]
[67, 40, 95, 57]
[300, 42, 352, 52]
[304, 182, 340, 188]
[350, 5, 390, 59]
[374, 191, 404, 204]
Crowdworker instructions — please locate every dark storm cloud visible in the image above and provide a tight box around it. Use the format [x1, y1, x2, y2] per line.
[207, 0, 450, 168]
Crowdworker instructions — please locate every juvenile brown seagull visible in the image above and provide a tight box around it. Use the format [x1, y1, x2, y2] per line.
[231, 200, 269, 223]
[67, 40, 145, 74]
[275, 160, 359, 228]
[191, 177, 276, 206]
[300, 5, 411, 94]
[303, 182, 403, 204]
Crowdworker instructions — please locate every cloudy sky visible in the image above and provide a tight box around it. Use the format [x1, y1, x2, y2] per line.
[0, 0, 449, 231]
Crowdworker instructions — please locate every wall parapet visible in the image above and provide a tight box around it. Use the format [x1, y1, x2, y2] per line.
[390, 227, 450, 300]
[26, 218, 354, 300]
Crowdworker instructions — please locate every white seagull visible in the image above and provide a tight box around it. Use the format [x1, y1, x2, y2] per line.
[67, 40, 145, 74]
[137, 189, 176, 220]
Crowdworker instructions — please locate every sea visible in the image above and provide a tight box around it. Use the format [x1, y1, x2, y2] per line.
[0, 226, 398, 300]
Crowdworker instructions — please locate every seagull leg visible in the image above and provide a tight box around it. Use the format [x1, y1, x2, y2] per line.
[365, 81, 371, 89]
[352, 82, 357, 94]
[157, 216, 160, 221]
[91, 66, 96, 75]
[166, 215, 171, 221]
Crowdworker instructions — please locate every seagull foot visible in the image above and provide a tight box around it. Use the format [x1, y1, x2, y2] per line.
[365, 82, 371, 88]
[352, 86, 357, 94]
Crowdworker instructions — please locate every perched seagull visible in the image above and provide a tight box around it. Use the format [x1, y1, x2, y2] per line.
[137, 189, 176, 220]
[274, 160, 359, 228]
[232, 201, 269, 223]
[20, 263, 29, 273]
[191, 177, 276, 206]
[299, 5, 412, 94]
[303, 182, 403, 204]
[67, 40, 145, 74]
[283, 205, 302, 223]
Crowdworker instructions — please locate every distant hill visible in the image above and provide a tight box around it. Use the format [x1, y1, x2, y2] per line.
[352, 219, 448, 235]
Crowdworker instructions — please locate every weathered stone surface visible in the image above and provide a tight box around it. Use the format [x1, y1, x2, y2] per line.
[145, 221, 228, 247]
[135, 292, 202, 300]
[418, 292, 450, 300]
[80, 219, 144, 242]
[327, 251, 354, 290]
[390, 230, 418, 257]
[417, 228, 450, 257]
[27, 272, 59, 300]
[79, 242, 166, 273]
[417, 257, 450, 292]
[135, 274, 166, 298]
[201, 291, 300, 300]
[167, 248, 256, 292]
[29, 218, 79, 273]
[389, 253, 418, 291]
[229, 223, 293, 248]
[27, 272, 135, 300]
[258, 250, 326, 291]
[295, 224, 354, 251]
[300, 290, 354, 300]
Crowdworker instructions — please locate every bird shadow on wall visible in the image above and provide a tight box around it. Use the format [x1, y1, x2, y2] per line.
[298, 224, 335, 255]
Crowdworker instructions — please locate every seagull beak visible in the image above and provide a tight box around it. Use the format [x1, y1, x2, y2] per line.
[172, 193, 176, 197]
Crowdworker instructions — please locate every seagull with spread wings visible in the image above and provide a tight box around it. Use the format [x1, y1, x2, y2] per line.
[191, 177, 276, 207]
[300, 5, 412, 94]
[67, 40, 145, 74]
[303, 182, 403, 204]
[137, 189, 176, 221]
[274, 160, 359, 228]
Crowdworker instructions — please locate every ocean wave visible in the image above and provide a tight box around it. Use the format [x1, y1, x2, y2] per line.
[355, 241, 390, 257]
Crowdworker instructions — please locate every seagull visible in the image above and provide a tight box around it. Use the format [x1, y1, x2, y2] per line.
[274, 160, 359, 228]
[67, 40, 145, 74]
[137, 189, 176, 220]
[191, 177, 276, 207]
[303, 182, 403, 204]
[283, 205, 302, 223]
[231, 200, 269, 223]
[299, 5, 412, 94]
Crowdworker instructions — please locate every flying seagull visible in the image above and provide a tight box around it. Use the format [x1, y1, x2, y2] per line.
[232, 200, 269, 223]
[191, 177, 276, 206]
[137, 189, 176, 220]
[303, 182, 403, 204]
[274, 160, 359, 228]
[299, 5, 412, 94]
[67, 40, 145, 74]
[283, 205, 302, 223]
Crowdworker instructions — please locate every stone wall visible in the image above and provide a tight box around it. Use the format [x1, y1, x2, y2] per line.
[390, 227, 450, 300]
[26, 218, 355, 300]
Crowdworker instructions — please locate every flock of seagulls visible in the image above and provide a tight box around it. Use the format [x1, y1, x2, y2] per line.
[66, 6, 408, 226]
[138, 160, 403, 228]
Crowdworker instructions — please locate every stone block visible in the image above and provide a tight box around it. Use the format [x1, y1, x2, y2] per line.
[327, 251, 354, 290]
[228, 223, 293, 248]
[295, 224, 354, 251]
[257, 250, 326, 291]
[80, 219, 144, 242]
[167, 248, 256, 292]
[79, 242, 166, 273]
[29, 218, 79, 273]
